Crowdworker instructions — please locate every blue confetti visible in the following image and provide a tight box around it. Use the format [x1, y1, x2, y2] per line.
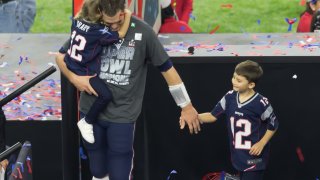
[180, 26, 186, 31]
[79, 147, 88, 160]
[167, 170, 177, 180]
[189, 13, 196, 21]
[19, 56, 23, 65]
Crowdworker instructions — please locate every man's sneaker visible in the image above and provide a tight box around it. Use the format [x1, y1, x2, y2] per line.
[77, 118, 95, 143]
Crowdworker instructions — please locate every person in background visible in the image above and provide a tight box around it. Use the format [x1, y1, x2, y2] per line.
[159, 0, 192, 33]
[0, 0, 36, 33]
[311, 9, 320, 31]
[185, 60, 279, 180]
[297, 0, 320, 32]
[171, 0, 193, 24]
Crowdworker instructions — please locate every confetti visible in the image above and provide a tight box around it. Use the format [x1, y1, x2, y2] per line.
[179, 26, 186, 32]
[209, 25, 220, 34]
[285, 18, 297, 32]
[292, 74, 297, 79]
[296, 147, 305, 162]
[0, 62, 8, 68]
[189, 13, 196, 21]
[300, 0, 306, 6]
[48, 51, 59, 56]
[221, 4, 233, 9]
[167, 170, 178, 180]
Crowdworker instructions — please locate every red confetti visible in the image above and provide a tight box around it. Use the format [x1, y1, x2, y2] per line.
[209, 25, 220, 34]
[221, 4, 233, 9]
[300, 0, 306, 6]
[296, 147, 305, 162]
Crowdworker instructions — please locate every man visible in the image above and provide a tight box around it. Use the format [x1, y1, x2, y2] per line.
[0, 0, 36, 33]
[55, 0, 200, 179]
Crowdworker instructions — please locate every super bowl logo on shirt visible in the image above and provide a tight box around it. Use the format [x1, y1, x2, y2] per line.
[129, 39, 135, 47]
[99, 43, 135, 86]
[114, 39, 124, 50]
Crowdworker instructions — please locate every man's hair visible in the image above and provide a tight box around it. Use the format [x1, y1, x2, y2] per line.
[235, 60, 263, 84]
[100, 0, 125, 16]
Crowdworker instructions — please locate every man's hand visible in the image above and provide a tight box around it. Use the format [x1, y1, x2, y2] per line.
[70, 74, 98, 96]
[249, 141, 266, 156]
[55, 52, 98, 96]
[179, 103, 201, 134]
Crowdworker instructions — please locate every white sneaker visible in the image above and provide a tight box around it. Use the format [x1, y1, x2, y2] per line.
[77, 118, 95, 143]
[92, 176, 109, 180]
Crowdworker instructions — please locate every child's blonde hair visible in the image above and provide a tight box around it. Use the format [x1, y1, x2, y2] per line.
[75, 0, 102, 23]
[75, 0, 126, 23]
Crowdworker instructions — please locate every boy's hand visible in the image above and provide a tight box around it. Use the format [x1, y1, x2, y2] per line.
[124, 9, 132, 16]
[249, 141, 266, 156]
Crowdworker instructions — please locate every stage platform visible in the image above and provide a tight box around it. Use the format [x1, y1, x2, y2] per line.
[159, 33, 320, 58]
[0, 34, 67, 120]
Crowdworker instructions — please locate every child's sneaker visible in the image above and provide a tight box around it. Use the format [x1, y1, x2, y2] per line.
[77, 118, 95, 143]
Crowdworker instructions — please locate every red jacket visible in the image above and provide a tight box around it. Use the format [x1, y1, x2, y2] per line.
[297, 12, 312, 32]
[159, 17, 192, 33]
[171, 0, 193, 23]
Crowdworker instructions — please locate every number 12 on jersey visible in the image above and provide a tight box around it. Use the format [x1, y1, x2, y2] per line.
[230, 117, 252, 150]
[67, 30, 87, 62]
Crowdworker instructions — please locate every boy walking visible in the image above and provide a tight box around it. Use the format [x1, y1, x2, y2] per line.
[186, 60, 279, 180]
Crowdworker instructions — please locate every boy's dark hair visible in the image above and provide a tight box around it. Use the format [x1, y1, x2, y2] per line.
[235, 60, 263, 84]
[311, 9, 320, 31]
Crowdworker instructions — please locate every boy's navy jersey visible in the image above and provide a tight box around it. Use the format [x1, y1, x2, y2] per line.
[211, 90, 279, 172]
[61, 19, 119, 75]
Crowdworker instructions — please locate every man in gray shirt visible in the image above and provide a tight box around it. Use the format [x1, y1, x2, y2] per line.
[56, 0, 200, 179]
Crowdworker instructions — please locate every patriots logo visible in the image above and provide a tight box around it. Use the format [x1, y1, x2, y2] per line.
[99, 26, 111, 35]
[114, 39, 124, 50]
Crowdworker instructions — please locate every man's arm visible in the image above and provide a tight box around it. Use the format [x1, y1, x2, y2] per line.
[55, 53, 97, 96]
[161, 66, 201, 134]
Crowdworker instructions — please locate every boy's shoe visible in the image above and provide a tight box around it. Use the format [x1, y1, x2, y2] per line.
[77, 118, 95, 143]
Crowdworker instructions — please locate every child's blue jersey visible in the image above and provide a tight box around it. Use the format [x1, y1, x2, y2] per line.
[211, 90, 279, 172]
[62, 19, 119, 75]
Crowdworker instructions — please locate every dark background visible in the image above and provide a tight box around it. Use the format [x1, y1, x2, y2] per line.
[133, 57, 320, 180]
[4, 56, 320, 180]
